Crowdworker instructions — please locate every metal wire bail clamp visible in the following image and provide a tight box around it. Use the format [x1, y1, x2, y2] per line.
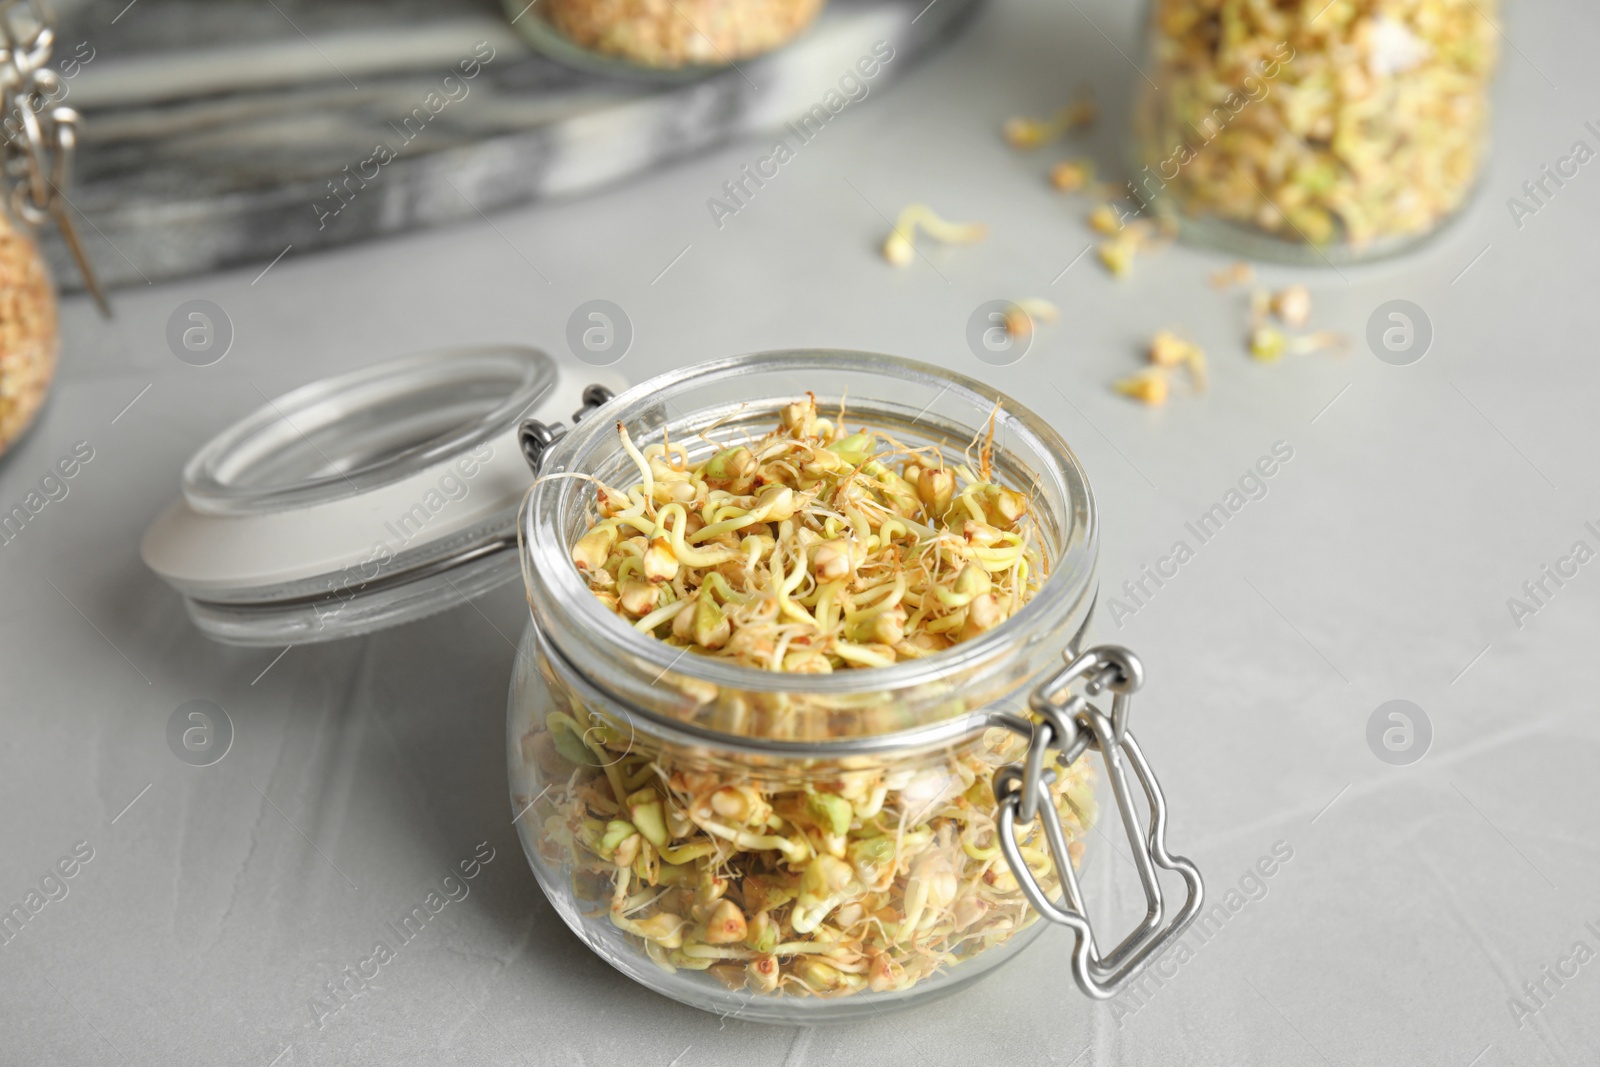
[519, 384, 616, 474]
[990, 645, 1204, 1000]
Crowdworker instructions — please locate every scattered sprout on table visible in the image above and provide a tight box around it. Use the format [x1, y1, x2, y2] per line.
[1049, 160, 1094, 192]
[1208, 261, 1255, 289]
[1098, 235, 1140, 278]
[1002, 298, 1059, 339]
[1272, 284, 1312, 329]
[1089, 207, 1171, 278]
[1249, 325, 1348, 362]
[882, 204, 988, 267]
[1112, 367, 1172, 407]
[1113, 330, 1208, 406]
[1246, 283, 1346, 361]
[1088, 204, 1123, 236]
[1248, 324, 1286, 361]
[1148, 330, 1207, 392]
[1002, 84, 1095, 149]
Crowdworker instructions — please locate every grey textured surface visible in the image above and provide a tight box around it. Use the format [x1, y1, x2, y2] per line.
[3, 0, 1599, 1064]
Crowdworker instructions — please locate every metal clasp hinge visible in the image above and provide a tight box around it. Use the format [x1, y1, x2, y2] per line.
[519, 384, 615, 474]
[990, 645, 1204, 1000]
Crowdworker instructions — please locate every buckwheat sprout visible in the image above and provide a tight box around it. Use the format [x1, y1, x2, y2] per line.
[882, 204, 989, 267]
[1147, 330, 1207, 392]
[1272, 284, 1312, 330]
[1114, 367, 1172, 406]
[1250, 326, 1350, 362]
[1002, 84, 1096, 149]
[1002, 298, 1059, 338]
[1049, 159, 1093, 192]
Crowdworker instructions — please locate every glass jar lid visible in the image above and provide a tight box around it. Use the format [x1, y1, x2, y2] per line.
[141, 345, 624, 646]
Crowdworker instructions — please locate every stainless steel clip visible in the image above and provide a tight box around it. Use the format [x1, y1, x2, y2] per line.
[990, 645, 1204, 1000]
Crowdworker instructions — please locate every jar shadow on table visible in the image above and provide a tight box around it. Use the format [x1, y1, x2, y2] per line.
[320, 585, 636, 985]
[151, 580, 627, 995]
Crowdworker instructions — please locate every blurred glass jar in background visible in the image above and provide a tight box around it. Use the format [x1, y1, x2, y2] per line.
[1130, 0, 1501, 263]
[502, 0, 827, 80]
[0, 212, 60, 459]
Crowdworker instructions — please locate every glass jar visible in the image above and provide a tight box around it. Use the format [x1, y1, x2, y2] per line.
[509, 351, 1201, 1020]
[0, 0, 109, 459]
[142, 347, 1202, 1022]
[502, 0, 827, 80]
[1130, 0, 1501, 263]
[0, 212, 59, 458]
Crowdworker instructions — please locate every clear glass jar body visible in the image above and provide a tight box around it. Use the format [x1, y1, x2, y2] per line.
[502, 0, 826, 80]
[509, 351, 1100, 1021]
[0, 213, 58, 457]
[1130, 0, 1501, 264]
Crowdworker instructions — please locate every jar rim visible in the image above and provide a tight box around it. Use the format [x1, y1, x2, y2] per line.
[520, 350, 1099, 705]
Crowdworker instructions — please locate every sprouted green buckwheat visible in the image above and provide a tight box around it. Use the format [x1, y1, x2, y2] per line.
[519, 396, 1096, 997]
[538, 0, 825, 69]
[1134, 0, 1499, 251]
[0, 215, 57, 458]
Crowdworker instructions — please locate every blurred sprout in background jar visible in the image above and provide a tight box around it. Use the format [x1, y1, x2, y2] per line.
[0, 213, 58, 459]
[1131, 0, 1501, 263]
[503, 0, 827, 79]
[0, 0, 88, 460]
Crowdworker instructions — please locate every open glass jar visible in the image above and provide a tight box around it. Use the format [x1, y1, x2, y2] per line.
[1130, 0, 1501, 263]
[143, 347, 1202, 1023]
[510, 351, 1202, 1020]
[502, 0, 826, 80]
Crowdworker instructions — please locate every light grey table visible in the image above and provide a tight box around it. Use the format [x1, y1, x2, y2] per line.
[4, 0, 1598, 1064]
